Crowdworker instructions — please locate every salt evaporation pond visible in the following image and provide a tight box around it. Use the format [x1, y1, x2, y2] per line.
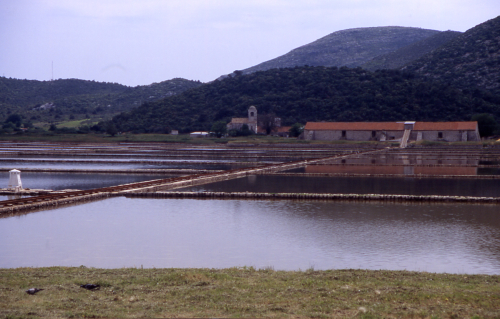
[0, 154, 288, 162]
[1, 197, 499, 274]
[2, 172, 173, 191]
[0, 160, 243, 171]
[177, 175, 500, 197]
[286, 166, 500, 176]
[0, 195, 29, 201]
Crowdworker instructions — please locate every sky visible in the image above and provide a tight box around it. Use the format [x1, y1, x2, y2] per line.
[0, 0, 499, 87]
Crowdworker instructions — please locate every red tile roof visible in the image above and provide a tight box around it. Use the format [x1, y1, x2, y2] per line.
[229, 118, 249, 124]
[305, 121, 478, 131]
[413, 122, 477, 131]
[275, 126, 292, 132]
[305, 122, 404, 131]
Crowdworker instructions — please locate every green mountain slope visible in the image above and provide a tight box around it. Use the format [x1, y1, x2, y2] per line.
[362, 31, 462, 71]
[109, 66, 500, 133]
[239, 27, 441, 75]
[403, 15, 500, 94]
[0, 77, 202, 123]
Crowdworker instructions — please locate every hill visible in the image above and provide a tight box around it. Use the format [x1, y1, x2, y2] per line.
[362, 31, 462, 71]
[237, 27, 441, 75]
[402, 15, 500, 94]
[0, 77, 202, 124]
[109, 66, 500, 133]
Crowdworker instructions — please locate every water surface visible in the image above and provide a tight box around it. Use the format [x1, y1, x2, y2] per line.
[0, 161, 241, 171]
[178, 175, 500, 197]
[2, 173, 171, 191]
[0, 197, 499, 274]
[287, 166, 500, 176]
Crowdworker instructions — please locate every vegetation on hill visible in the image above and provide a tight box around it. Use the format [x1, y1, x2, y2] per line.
[362, 31, 462, 71]
[107, 66, 500, 134]
[0, 77, 202, 124]
[403, 15, 500, 94]
[3, 16, 500, 138]
[238, 27, 440, 76]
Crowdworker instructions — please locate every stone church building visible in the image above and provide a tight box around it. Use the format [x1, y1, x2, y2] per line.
[227, 106, 258, 133]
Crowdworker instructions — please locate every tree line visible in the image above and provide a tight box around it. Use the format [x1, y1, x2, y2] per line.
[105, 66, 500, 134]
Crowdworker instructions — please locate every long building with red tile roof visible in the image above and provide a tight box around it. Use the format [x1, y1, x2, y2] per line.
[303, 121, 480, 142]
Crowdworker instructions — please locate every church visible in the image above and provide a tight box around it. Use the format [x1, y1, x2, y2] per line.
[226, 106, 258, 133]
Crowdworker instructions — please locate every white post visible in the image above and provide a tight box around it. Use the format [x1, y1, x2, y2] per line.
[8, 169, 23, 192]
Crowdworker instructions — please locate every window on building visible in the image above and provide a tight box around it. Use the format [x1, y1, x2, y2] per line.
[342, 130, 346, 137]
[250, 112, 254, 116]
[438, 132, 443, 138]
[372, 131, 376, 137]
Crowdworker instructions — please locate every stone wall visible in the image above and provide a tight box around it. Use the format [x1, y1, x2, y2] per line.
[411, 130, 480, 142]
[305, 130, 403, 141]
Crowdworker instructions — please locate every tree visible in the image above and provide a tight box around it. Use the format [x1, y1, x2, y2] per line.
[258, 113, 278, 135]
[228, 124, 253, 137]
[239, 124, 252, 136]
[106, 122, 118, 137]
[289, 123, 304, 137]
[471, 113, 498, 137]
[211, 120, 227, 138]
[1, 122, 17, 133]
[5, 114, 22, 127]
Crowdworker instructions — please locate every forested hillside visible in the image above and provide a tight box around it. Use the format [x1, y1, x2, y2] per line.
[362, 31, 461, 71]
[109, 66, 500, 133]
[0, 77, 202, 123]
[239, 27, 441, 75]
[403, 15, 500, 94]
[3, 17, 500, 136]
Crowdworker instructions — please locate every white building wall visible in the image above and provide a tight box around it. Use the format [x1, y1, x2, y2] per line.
[305, 130, 403, 141]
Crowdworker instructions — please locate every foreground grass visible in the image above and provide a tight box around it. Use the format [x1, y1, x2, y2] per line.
[1, 267, 499, 318]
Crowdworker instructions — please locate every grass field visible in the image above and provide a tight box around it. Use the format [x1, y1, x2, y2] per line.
[0, 133, 378, 144]
[55, 119, 97, 129]
[0, 132, 494, 146]
[1, 267, 499, 318]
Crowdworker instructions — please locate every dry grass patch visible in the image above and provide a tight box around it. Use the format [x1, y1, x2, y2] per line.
[0, 267, 499, 318]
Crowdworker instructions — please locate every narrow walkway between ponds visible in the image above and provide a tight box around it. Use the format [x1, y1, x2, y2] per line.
[0, 147, 388, 215]
[126, 191, 500, 204]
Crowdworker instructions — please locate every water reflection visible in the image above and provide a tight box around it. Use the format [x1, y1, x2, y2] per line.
[0, 161, 240, 170]
[287, 166, 500, 176]
[0, 195, 27, 201]
[0, 198, 499, 274]
[324, 154, 483, 166]
[178, 175, 500, 197]
[0, 154, 303, 163]
[305, 165, 479, 176]
[2, 173, 171, 191]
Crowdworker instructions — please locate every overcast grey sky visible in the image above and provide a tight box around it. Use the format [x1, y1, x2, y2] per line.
[1, 0, 498, 87]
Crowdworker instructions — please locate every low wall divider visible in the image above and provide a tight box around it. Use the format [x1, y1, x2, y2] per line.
[124, 191, 500, 204]
[268, 172, 500, 179]
[0, 192, 112, 215]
